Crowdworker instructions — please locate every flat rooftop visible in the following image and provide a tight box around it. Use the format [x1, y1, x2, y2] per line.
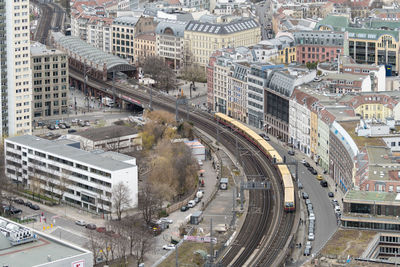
[6, 135, 135, 172]
[71, 125, 138, 141]
[340, 121, 386, 149]
[31, 42, 65, 57]
[0, 217, 91, 267]
[344, 190, 400, 205]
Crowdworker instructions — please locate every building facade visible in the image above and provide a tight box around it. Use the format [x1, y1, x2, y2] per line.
[31, 42, 69, 121]
[5, 135, 138, 214]
[134, 33, 156, 65]
[228, 62, 249, 122]
[1, 0, 32, 137]
[294, 31, 345, 64]
[156, 20, 187, 73]
[184, 18, 261, 67]
[112, 16, 156, 63]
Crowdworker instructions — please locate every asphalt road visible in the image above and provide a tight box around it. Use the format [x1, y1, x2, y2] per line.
[268, 141, 338, 254]
[12, 201, 90, 246]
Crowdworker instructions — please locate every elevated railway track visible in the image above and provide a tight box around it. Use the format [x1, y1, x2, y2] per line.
[69, 67, 298, 266]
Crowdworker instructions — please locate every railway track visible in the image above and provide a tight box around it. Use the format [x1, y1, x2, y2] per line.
[32, 0, 65, 44]
[69, 68, 297, 266]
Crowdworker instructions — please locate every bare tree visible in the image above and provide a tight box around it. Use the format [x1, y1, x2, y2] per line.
[142, 56, 176, 93]
[98, 232, 113, 264]
[181, 63, 205, 98]
[132, 224, 152, 266]
[86, 230, 102, 264]
[138, 183, 162, 225]
[57, 172, 69, 204]
[29, 170, 43, 202]
[112, 182, 132, 220]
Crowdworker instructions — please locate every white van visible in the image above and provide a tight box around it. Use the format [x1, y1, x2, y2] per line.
[188, 200, 196, 208]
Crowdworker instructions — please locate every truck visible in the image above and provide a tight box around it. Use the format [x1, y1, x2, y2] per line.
[102, 97, 114, 107]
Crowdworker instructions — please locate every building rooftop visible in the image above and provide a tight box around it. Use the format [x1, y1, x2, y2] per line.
[185, 18, 259, 35]
[70, 125, 138, 141]
[52, 32, 135, 73]
[324, 73, 367, 82]
[315, 15, 350, 31]
[0, 217, 91, 267]
[340, 121, 386, 149]
[31, 42, 65, 57]
[6, 135, 136, 172]
[344, 190, 400, 204]
[112, 16, 140, 26]
[155, 20, 188, 37]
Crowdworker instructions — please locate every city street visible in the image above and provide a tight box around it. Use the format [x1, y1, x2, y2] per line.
[268, 140, 338, 256]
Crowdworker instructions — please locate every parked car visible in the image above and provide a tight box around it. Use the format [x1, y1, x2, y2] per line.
[59, 123, 66, 129]
[304, 247, 311, 256]
[63, 122, 71, 128]
[194, 197, 200, 203]
[288, 150, 295, 156]
[75, 220, 86, 226]
[305, 199, 311, 205]
[25, 201, 32, 207]
[14, 198, 24, 205]
[309, 221, 315, 230]
[334, 205, 341, 213]
[188, 200, 196, 208]
[30, 204, 40, 210]
[316, 174, 323, 180]
[297, 181, 303, 189]
[47, 125, 55, 130]
[301, 159, 306, 164]
[332, 199, 339, 206]
[302, 192, 309, 199]
[328, 192, 334, 198]
[262, 135, 270, 141]
[96, 227, 106, 233]
[54, 124, 59, 130]
[309, 213, 315, 221]
[180, 205, 188, 212]
[303, 161, 310, 168]
[159, 218, 173, 224]
[84, 121, 90, 126]
[163, 244, 176, 250]
[4, 206, 22, 215]
[78, 121, 85, 127]
[310, 169, 318, 175]
[68, 129, 77, 134]
[85, 223, 97, 230]
[308, 232, 315, 241]
[320, 180, 328, 187]
[307, 166, 314, 172]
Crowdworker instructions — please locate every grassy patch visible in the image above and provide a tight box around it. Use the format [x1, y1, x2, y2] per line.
[321, 229, 376, 257]
[22, 190, 58, 204]
[158, 242, 209, 267]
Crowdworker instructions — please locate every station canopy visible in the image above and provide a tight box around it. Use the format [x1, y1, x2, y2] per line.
[52, 32, 135, 73]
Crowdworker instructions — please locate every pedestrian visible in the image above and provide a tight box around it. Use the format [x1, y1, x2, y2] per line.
[335, 188, 337, 192]
[300, 243, 302, 248]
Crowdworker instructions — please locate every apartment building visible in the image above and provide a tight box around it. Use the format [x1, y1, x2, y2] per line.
[112, 16, 156, 63]
[184, 17, 261, 68]
[134, 33, 156, 65]
[4, 135, 138, 214]
[0, 0, 32, 137]
[294, 31, 345, 64]
[229, 62, 249, 122]
[86, 19, 113, 53]
[156, 20, 187, 73]
[30, 42, 69, 121]
[323, 73, 371, 94]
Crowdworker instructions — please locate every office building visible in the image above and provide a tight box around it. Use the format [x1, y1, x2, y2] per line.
[5, 135, 138, 214]
[30, 42, 69, 121]
[184, 17, 261, 67]
[0, 0, 32, 137]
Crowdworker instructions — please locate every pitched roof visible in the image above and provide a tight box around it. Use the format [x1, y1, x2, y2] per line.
[185, 18, 259, 35]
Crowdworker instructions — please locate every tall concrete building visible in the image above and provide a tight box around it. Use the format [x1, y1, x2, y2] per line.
[31, 42, 69, 121]
[1, 0, 32, 137]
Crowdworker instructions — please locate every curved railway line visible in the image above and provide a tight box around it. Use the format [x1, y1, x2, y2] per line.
[69, 68, 298, 266]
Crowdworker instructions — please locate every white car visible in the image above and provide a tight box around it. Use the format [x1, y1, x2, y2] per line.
[305, 241, 312, 250]
[334, 205, 341, 213]
[301, 158, 306, 164]
[162, 244, 175, 250]
[159, 218, 173, 224]
[309, 213, 315, 221]
[308, 233, 315, 241]
[75, 220, 86, 226]
[188, 200, 196, 208]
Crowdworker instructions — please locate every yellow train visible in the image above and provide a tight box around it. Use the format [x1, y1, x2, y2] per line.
[215, 112, 295, 212]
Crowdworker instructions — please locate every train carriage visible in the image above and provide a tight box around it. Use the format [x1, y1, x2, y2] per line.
[214, 112, 295, 212]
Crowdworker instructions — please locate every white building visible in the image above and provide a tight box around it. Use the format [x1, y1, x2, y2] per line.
[1, 0, 32, 137]
[289, 88, 314, 156]
[5, 135, 138, 214]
